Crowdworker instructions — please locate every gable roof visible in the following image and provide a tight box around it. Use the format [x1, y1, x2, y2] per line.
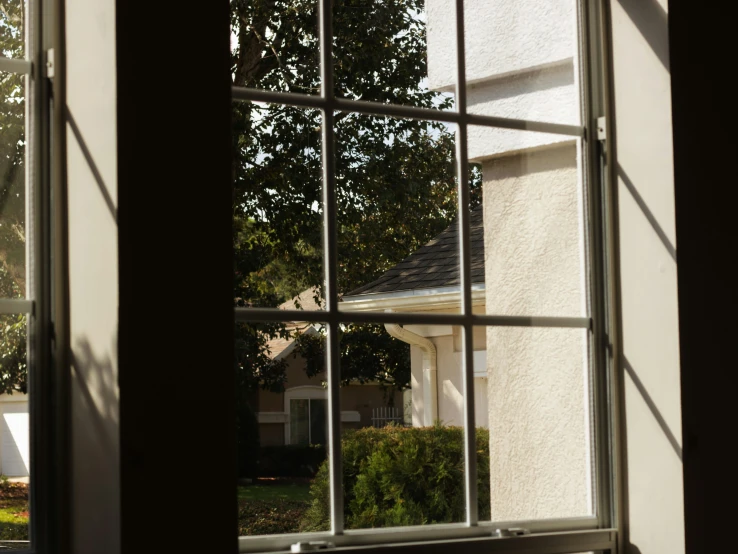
[344, 205, 485, 297]
[266, 287, 323, 360]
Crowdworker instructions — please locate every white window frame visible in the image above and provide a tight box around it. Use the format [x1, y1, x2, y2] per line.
[285, 386, 327, 446]
[233, 0, 620, 552]
[284, 386, 362, 444]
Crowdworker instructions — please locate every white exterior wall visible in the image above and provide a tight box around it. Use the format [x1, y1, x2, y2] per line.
[483, 146, 590, 520]
[427, 0, 589, 522]
[407, 323, 488, 428]
[0, 394, 29, 477]
[426, 0, 575, 90]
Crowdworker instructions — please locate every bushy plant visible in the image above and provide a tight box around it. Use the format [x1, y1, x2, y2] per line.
[259, 445, 327, 477]
[301, 425, 490, 531]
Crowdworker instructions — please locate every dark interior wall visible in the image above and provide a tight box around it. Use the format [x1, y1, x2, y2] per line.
[116, 0, 235, 552]
[669, 1, 738, 552]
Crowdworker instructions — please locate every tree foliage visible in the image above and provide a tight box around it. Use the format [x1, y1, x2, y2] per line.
[231, 0, 481, 395]
[0, 0, 27, 395]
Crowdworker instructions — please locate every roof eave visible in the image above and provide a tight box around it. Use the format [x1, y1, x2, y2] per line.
[340, 284, 486, 313]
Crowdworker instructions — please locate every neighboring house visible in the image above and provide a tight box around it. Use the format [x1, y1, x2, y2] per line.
[255, 289, 403, 447]
[0, 393, 29, 477]
[341, 206, 489, 430]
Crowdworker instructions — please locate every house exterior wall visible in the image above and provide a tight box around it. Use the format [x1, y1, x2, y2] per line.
[427, 0, 589, 523]
[0, 393, 29, 477]
[482, 146, 590, 521]
[257, 353, 402, 446]
[405, 315, 488, 429]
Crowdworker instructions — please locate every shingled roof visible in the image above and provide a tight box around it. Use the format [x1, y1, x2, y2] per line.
[345, 205, 485, 297]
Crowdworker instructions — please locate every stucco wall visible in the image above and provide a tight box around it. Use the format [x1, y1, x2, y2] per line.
[483, 145, 590, 520]
[426, 0, 576, 90]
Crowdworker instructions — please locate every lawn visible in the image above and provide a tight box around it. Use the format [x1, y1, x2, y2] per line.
[238, 478, 311, 503]
[0, 482, 29, 542]
[238, 478, 312, 536]
[0, 478, 311, 539]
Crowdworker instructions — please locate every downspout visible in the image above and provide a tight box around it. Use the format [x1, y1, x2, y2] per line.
[384, 321, 438, 426]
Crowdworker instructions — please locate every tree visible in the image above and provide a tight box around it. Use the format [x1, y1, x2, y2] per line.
[231, 0, 481, 396]
[0, 0, 28, 395]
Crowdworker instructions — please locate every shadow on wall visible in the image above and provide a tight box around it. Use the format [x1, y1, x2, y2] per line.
[617, 164, 676, 262]
[70, 336, 120, 554]
[66, 107, 118, 225]
[618, 0, 669, 71]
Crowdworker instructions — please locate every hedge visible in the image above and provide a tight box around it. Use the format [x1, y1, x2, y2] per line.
[259, 445, 327, 478]
[300, 425, 490, 531]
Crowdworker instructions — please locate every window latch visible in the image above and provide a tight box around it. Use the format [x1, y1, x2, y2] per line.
[291, 541, 335, 552]
[45, 48, 55, 79]
[597, 116, 606, 142]
[494, 527, 531, 538]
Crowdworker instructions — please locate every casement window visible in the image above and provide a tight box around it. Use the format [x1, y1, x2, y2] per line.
[0, 0, 48, 549]
[233, 0, 620, 553]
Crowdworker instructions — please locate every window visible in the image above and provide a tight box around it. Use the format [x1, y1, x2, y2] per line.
[289, 398, 327, 446]
[285, 387, 328, 446]
[232, 0, 617, 553]
[0, 0, 41, 548]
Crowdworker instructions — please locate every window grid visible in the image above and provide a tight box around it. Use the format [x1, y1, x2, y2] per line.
[233, 0, 615, 551]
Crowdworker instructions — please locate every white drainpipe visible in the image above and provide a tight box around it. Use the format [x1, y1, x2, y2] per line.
[384, 321, 438, 426]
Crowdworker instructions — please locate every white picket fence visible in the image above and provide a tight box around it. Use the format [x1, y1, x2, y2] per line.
[371, 406, 405, 428]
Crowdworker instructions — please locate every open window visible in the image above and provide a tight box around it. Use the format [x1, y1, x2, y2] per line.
[232, 0, 618, 552]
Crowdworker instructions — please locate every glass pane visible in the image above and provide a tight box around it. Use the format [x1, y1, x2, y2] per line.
[333, 0, 454, 111]
[0, 71, 25, 298]
[232, 105, 324, 310]
[0, 315, 29, 548]
[290, 399, 310, 445]
[468, 125, 585, 318]
[236, 320, 330, 537]
[0, 0, 25, 60]
[477, 326, 594, 521]
[336, 117, 474, 315]
[231, 0, 319, 94]
[309, 398, 326, 446]
[461, 0, 582, 125]
[329, 320, 473, 531]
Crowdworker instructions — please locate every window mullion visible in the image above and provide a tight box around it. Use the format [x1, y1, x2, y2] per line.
[318, 0, 344, 536]
[451, 0, 479, 528]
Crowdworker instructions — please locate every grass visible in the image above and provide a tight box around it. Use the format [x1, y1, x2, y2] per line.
[238, 478, 312, 535]
[0, 482, 29, 541]
[238, 478, 311, 503]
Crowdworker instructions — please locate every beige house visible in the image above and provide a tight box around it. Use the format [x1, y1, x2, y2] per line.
[255, 291, 403, 447]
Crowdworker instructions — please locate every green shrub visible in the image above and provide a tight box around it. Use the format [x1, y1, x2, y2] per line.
[301, 425, 490, 531]
[259, 445, 327, 477]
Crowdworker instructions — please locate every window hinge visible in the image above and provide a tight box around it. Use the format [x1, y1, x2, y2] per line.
[291, 541, 335, 552]
[597, 116, 606, 142]
[45, 48, 55, 79]
[494, 527, 531, 538]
